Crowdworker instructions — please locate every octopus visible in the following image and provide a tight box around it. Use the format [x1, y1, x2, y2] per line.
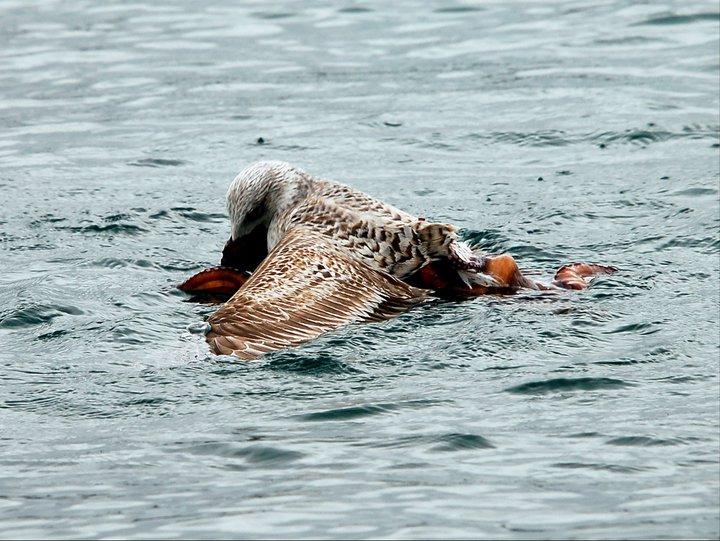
[179, 161, 616, 360]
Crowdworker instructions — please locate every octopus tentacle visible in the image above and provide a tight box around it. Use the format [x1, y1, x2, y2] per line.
[552, 263, 618, 290]
[178, 266, 250, 297]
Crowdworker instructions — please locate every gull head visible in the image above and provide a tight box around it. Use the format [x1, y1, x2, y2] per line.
[226, 161, 310, 241]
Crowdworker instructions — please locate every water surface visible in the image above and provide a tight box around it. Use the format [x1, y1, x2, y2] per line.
[1, 0, 718, 539]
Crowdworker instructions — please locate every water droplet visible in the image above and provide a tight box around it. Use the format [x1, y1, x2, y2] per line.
[187, 322, 211, 335]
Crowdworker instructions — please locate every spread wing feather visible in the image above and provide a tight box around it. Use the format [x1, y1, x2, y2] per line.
[206, 227, 429, 359]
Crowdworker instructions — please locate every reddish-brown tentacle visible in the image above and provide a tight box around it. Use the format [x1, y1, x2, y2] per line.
[178, 266, 250, 296]
[552, 263, 618, 290]
[410, 257, 617, 296]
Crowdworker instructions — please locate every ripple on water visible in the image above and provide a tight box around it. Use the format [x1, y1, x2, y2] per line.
[593, 358, 657, 366]
[250, 11, 296, 20]
[265, 351, 364, 375]
[552, 462, 651, 473]
[337, 6, 373, 13]
[117, 396, 174, 408]
[634, 12, 720, 26]
[60, 223, 147, 235]
[428, 433, 495, 452]
[36, 329, 70, 341]
[363, 432, 494, 452]
[128, 158, 187, 168]
[603, 321, 661, 335]
[671, 187, 719, 197]
[488, 130, 570, 147]
[170, 441, 304, 468]
[466, 124, 719, 148]
[296, 400, 434, 422]
[433, 6, 484, 13]
[460, 228, 512, 252]
[605, 435, 694, 447]
[505, 377, 633, 395]
[298, 403, 399, 422]
[0, 303, 84, 328]
[170, 207, 227, 223]
[86, 257, 157, 269]
[657, 236, 719, 254]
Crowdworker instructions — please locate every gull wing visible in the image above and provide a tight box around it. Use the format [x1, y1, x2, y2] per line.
[206, 227, 429, 360]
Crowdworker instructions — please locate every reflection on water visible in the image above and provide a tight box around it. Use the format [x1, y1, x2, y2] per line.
[0, 0, 718, 539]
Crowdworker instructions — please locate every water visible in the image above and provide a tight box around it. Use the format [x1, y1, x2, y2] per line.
[1, 0, 718, 538]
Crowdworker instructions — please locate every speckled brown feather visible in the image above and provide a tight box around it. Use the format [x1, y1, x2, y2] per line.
[227, 161, 499, 288]
[206, 227, 429, 359]
[283, 196, 457, 278]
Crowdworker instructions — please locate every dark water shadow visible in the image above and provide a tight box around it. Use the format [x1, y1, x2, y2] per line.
[505, 377, 634, 395]
[128, 158, 187, 168]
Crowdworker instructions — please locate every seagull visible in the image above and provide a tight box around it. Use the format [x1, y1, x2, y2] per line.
[180, 161, 616, 359]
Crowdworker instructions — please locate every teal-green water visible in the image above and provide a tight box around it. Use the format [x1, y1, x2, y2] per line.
[1, 1, 718, 539]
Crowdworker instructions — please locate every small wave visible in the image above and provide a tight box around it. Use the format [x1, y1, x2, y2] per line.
[148, 206, 227, 224]
[594, 129, 674, 146]
[118, 397, 172, 407]
[60, 223, 147, 235]
[29, 214, 66, 226]
[553, 462, 649, 473]
[467, 124, 718, 148]
[159, 261, 205, 272]
[605, 435, 689, 447]
[171, 207, 227, 223]
[337, 6, 373, 13]
[86, 258, 156, 269]
[298, 403, 399, 422]
[36, 329, 69, 341]
[104, 213, 133, 222]
[657, 236, 719, 253]
[3, 391, 59, 410]
[565, 431, 603, 438]
[593, 36, 662, 46]
[434, 6, 484, 13]
[0, 303, 83, 329]
[634, 12, 720, 26]
[172, 441, 304, 466]
[460, 229, 511, 251]
[656, 375, 714, 384]
[128, 158, 186, 168]
[266, 351, 362, 375]
[251, 11, 295, 20]
[671, 187, 718, 197]
[505, 377, 632, 394]
[429, 432, 494, 452]
[475, 130, 570, 147]
[502, 244, 565, 263]
[603, 321, 660, 335]
[365, 431, 494, 451]
[593, 358, 656, 366]
[297, 399, 440, 422]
